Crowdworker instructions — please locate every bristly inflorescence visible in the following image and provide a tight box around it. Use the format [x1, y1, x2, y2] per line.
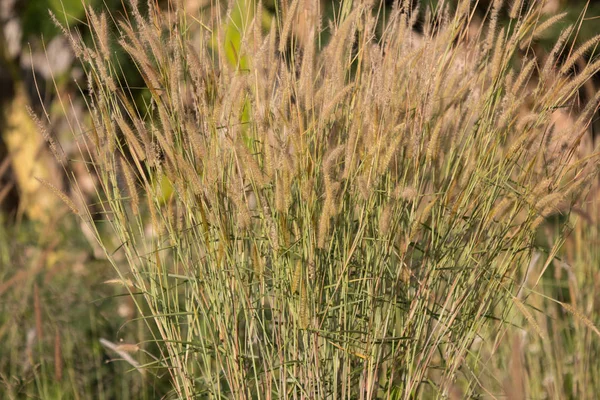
[47, 0, 600, 397]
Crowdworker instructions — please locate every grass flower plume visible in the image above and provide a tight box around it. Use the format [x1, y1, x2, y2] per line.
[46, 0, 600, 398]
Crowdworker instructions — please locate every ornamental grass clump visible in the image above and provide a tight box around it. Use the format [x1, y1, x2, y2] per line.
[49, 0, 600, 397]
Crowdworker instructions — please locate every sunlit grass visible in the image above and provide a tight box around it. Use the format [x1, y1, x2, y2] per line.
[31, 0, 600, 398]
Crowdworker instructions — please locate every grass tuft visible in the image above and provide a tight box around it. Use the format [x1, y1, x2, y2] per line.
[39, 0, 600, 398]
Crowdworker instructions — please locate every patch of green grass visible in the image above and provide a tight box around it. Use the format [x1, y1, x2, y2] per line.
[0, 216, 169, 399]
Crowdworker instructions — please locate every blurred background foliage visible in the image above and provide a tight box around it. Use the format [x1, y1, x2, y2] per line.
[0, 0, 599, 398]
[21, 0, 88, 40]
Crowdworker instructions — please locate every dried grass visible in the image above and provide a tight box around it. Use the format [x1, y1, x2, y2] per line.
[46, 0, 600, 397]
